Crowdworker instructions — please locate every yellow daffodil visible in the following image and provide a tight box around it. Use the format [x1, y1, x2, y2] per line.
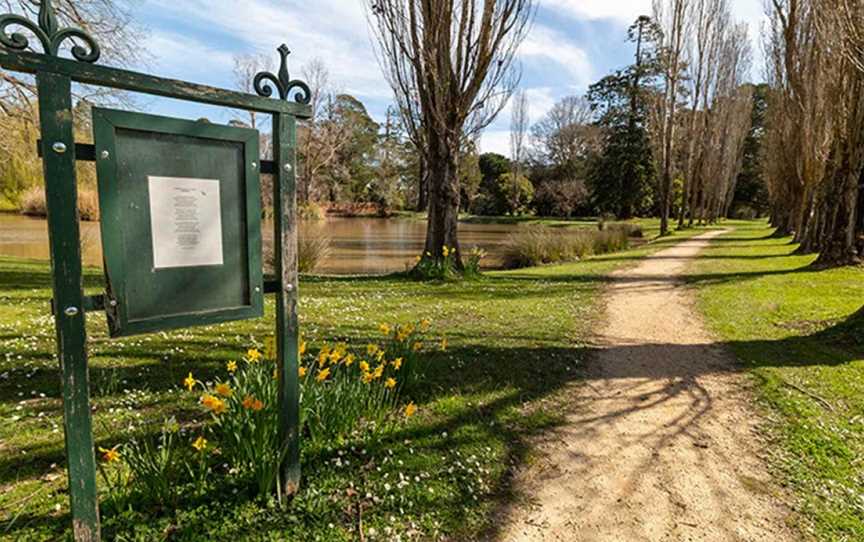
[385, 377, 397, 389]
[361, 371, 374, 384]
[273, 368, 278, 379]
[376, 350, 386, 363]
[442, 246, 450, 257]
[214, 382, 233, 398]
[192, 436, 207, 452]
[226, 360, 238, 374]
[379, 323, 391, 336]
[246, 348, 262, 363]
[299, 366, 308, 378]
[373, 364, 385, 380]
[420, 319, 431, 332]
[328, 349, 342, 365]
[359, 360, 370, 373]
[412, 341, 423, 352]
[404, 402, 417, 417]
[183, 372, 196, 392]
[344, 353, 356, 366]
[366, 344, 379, 356]
[316, 367, 331, 382]
[99, 445, 120, 463]
[392, 357, 403, 370]
[299, 341, 307, 356]
[414, 255, 422, 264]
[201, 394, 227, 415]
[318, 346, 331, 367]
[440, 338, 448, 352]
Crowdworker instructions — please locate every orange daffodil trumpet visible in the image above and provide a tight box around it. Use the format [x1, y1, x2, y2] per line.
[99, 445, 120, 463]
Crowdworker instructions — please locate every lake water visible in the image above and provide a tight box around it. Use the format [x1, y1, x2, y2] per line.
[0, 212, 539, 275]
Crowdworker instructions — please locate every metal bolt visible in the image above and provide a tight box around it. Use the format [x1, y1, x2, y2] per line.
[64, 306, 79, 317]
[52, 142, 67, 154]
[101, 150, 110, 159]
[254, 286, 261, 293]
[109, 299, 118, 307]
[284, 163, 293, 172]
[285, 284, 294, 291]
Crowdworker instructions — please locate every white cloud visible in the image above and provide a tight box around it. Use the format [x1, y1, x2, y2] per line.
[541, 0, 651, 23]
[478, 129, 512, 156]
[519, 25, 594, 88]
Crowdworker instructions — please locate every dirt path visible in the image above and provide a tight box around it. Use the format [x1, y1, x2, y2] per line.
[497, 230, 796, 542]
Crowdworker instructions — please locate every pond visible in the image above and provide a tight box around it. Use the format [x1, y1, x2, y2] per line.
[0, 212, 555, 275]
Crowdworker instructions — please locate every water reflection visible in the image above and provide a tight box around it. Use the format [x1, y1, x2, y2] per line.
[1, 213, 531, 275]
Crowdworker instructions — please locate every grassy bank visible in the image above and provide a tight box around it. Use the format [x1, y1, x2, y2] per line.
[0, 222, 703, 540]
[689, 221, 864, 540]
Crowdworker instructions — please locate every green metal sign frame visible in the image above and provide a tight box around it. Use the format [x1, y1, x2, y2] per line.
[0, 2, 311, 540]
[93, 107, 264, 337]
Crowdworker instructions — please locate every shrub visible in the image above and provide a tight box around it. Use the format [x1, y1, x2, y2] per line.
[298, 201, 325, 220]
[265, 235, 331, 274]
[503, 226, 632, 269]
[20, 185, 100, 221]
[298, 235, 331, 273]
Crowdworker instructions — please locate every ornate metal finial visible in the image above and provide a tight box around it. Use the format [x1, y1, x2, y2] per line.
[253, 44, 311, 104]
[0, 0, 100, 62]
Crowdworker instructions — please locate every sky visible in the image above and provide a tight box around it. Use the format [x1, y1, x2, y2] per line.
[125, 0, 767, 156]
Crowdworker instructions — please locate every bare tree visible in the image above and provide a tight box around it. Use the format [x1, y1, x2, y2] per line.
[530, 95, 595, 170]
[366, 0, 535, 269]
[232, 53, 272, 129]
[653, 0, 689, 235]
[510, 88, 529, 176]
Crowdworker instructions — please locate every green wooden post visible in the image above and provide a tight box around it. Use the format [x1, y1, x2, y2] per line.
[273, 111, 301, 494]
[36, 71, 101, 541]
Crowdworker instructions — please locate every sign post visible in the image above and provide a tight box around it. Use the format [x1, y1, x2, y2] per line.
[0, 2, 312, 540]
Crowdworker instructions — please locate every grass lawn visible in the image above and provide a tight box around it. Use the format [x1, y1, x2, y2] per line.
[689, 220, 864, 541]
[0, 221, 707, 541]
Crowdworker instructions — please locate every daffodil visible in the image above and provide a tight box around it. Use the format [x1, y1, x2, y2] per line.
[99, 445, 120, 463]
[316, 367, 331, 382]
[412, 341, 423, 352]
[442, 246, 450, 258]
[366, 344, 379, 356]
[299, 341, 307, 356]
[373, 364, 385, 380]
[419, 319, 431, 332]
[299, 366, 308, 378]
[404, 402, 417, 417]
[385, 377, 397, 389]
[379, 323, 391, 336]
[183, 372, 196, 392]
[242, 395, 264, 411]
[246, 348, 262, 363]
[361, 371, 374, 384]
[440, 338, 448, 352]
[201, 394, 227, 415]
[359, 360, 370, 373]
[226, 360, 238, 374]
[192, 436, 207, 452]
[344, 353, 356, 366]
[392, 357, 403, 370]
[318, 346, 331, 367]
[214, 382, 233, 397]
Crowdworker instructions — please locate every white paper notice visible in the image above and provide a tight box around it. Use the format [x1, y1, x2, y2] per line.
[148, 176, 224, 269]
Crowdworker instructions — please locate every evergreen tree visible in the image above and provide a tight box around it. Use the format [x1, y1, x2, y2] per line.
[586, 16, 662, 218]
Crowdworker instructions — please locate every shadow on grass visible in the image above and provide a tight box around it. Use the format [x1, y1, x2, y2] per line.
[5, 304, 864, 540]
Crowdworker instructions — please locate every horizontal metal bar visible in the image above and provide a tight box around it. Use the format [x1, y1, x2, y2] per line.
[38, 141, 276, 174]
[1, 49, 312, 119]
